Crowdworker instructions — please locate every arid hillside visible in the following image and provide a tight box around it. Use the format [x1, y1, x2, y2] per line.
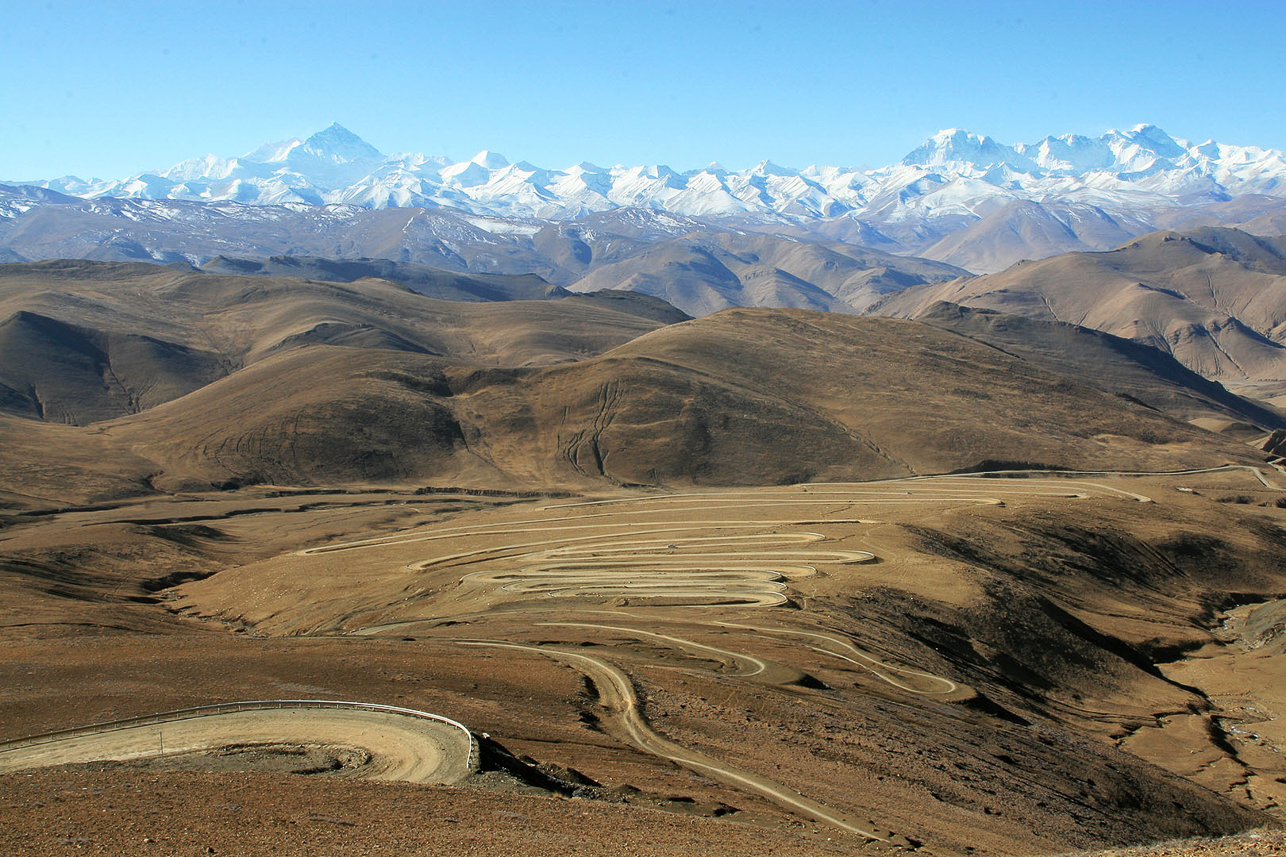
[914, 302, 1286, 430]
[109, 312, 1235, 490]
[199, 254, 571, 302]
[0, 261, 671, 424]
[567, 231, 966, 315]
[2, 258, 1286, 857]
[5, 471, 1286, 856]
[874, 228, 1286, 395]
[0, 304, 1271, 502]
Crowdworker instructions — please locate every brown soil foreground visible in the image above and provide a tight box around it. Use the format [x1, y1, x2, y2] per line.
[3, 471, 1286, 856]
[0, 768, 862, 857]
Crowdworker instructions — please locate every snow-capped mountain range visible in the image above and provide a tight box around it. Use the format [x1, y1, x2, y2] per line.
[5, 123, 1286, 276]
[23, 123, 1286, 222]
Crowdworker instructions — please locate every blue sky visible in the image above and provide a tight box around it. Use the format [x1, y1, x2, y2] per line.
[4, 0, 1284, 179]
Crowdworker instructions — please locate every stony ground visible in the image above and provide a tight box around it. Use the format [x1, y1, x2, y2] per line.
[0, 768, 869, 857]
[1065, 827, 1286, 857]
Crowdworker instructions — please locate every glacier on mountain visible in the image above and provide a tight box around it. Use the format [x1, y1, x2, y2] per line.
[20, 122, 1286, 226]
[8, 122, 1286, 274]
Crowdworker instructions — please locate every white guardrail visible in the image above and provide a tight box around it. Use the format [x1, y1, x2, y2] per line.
[0, 699, 478, 772]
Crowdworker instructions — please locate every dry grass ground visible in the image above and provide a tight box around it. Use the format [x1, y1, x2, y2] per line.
[5, 255, 1286, 857]
[3, 471, 1286, 855]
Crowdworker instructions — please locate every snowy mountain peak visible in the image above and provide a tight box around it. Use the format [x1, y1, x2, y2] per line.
[1192, 140, 1222, 159]
[1016, 134, 1114, 173]
[470, 150, 509, 169]
[299, 123, 384, 163]
[1128, 122, 1177, 140]
[902, 129, 1037, 173]
[244, 137, 303, 164]
[751, 159, 793, 177]
[163, 153, 237, 182]
[13, 123, 1286, 239]
[1104, 124, 1187, 160]
[932, 128, 991, 148]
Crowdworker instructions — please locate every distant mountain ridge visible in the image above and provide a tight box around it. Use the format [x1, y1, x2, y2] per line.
[0, 184, 970, 318]
[20, 123, 1286, 217]
[9, 123, 1286, 273]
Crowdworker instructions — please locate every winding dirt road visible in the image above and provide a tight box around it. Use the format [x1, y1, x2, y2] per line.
[164, 474, 1173, 840]
[0, 703, 473, 785]
[301, 477, 1126, 611]
[460, 639, 895, 843]
[713, 621, 961, 696]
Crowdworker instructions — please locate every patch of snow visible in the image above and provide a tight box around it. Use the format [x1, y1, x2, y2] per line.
[460, 215, 542, 236]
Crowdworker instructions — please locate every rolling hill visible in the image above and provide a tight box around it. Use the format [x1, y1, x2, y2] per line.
[913, 302, 1286, 432]
[0, 260, 673, 424]
[0, 259, 1274, 502]
[8, 310, 1266, 500]
[567, 231, 967, 315]
[873, 228, 1286, 395]
[199, 255, 570, 302]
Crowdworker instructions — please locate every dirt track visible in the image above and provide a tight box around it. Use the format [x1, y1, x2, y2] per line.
[0, 705, 471, 785]
[6, 469, 1283, 855]
[303, 476, 1118, 612]
[460, 639, 899, 843]
[305, 475, 1136, 842]
[154, 471, 1278, 850]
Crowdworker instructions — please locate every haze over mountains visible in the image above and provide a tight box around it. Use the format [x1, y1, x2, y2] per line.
[0, 186, 969, 318]
[7, 123, 1286, 275]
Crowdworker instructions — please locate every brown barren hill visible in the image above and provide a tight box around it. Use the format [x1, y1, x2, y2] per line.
[199, 254, 570, 302]
[0, 260, 671, 424]
[566, 309, 1264, 480]
[912, 302, 1286, 430]
[873, 228, 1286, 390]
[87, 309, 1266, 494]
